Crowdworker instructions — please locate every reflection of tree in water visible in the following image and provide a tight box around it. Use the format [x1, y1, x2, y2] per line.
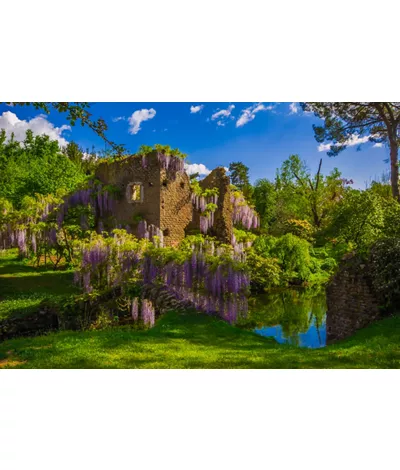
[249, 289, 326, 345]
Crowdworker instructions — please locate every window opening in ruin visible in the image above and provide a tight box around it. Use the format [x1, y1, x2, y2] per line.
[126, 182, 143, 203]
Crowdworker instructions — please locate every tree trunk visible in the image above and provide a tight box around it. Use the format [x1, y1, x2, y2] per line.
[389, 139, 399, 201]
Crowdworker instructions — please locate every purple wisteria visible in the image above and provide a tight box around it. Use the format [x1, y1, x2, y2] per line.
[137, 220, 164, 246]
[54, 182, 115, 229]
[192, 193, 219, 234]
[140, 152, 185, 176]
[74, 233, 250, 327]
[141, 299, 155, 327]
[231, 193, 259, 229]
[131, 297, 139, 321]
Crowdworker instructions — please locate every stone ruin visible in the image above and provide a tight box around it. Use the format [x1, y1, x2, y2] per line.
[326, 255, 384, 343]
[95, 151, 234, 246]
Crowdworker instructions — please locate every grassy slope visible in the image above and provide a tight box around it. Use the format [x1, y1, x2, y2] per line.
[0, 249, 77, 321]
[1, 250, 399, 369]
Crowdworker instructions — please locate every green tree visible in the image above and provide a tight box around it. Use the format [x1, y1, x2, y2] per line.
[229, 161, 250, 190]
[252, 178, 277, 229]
[0, 131, 86, 207]
[276, 155, 346, 230]
[323, 189, 400, 251]
[301, 102, 400, 200]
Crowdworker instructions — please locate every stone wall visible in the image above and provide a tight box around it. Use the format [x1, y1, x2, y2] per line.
[96, 156, 234, 246]
[159, 168, 192, 247]
[198, 167, 233, 244]
[96, 153, 162, 231]
[326, 256, 383, 344]
[95, 152, 193, 246]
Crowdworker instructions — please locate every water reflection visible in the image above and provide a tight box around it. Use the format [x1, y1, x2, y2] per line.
[249, 289, 327, 348]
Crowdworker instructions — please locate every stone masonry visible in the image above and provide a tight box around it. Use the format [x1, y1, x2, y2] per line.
[326, 256, 383, 344]
[95, 153, 233, 246]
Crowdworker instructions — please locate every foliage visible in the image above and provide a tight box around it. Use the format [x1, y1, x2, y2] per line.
[62, 141, 98, 175]
[246, 251, 281, 291]
[252, 233, 336, 286]
[301, 102, 400, 200]
[284, 219, 315, 242]
[275, 155, 347, 229]
[233, 228, 257, 244]
[0, 130, 87, 208]
[252, 178, 277, 229]
[137, 143, 187, 159]
[228, 161, 250, 190]
[324, 188, 400, 252]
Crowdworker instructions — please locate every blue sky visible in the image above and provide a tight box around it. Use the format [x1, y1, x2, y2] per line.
[0, 102, 391, 188]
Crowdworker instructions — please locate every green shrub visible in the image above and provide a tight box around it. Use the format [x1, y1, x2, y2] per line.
[246, 250, 281, 292]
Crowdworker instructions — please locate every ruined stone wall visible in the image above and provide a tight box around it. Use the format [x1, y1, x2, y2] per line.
[326, 257, 383, 344]
[95, 152, 193, 246]
[95, 154, 162, 232]
[159, 168, 192, 247]
[198, 167, 233, 244]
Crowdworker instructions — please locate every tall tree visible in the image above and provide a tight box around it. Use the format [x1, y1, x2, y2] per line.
[301, 102, 400, 200]
[228, 161, 250, 190]
[276, 155, 347, 229]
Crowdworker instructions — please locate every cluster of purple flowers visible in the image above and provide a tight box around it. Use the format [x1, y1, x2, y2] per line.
[192, 193, 219, 234]
[16, 229, 27, 255]
[157, 152, 185, 173]
[231, 194, 259, 230]
[137, 220, 164, 246]
[231, 233, 253, 262]
[141, 299, 155, 327]
[0, 224, 16, 250]
[140, 152, 185, 175]
[54, 183, 114, 229]
[159, 247, 249, 324]
[74, 233, 249, 326]
[200, 212, 215, 234]
[130, 297, 139, 321]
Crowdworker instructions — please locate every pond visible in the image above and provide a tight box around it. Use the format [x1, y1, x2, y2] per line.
[249, 289, 327, 348]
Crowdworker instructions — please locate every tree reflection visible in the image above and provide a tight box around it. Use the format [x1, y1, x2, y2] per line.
[248, 289, 327, 345]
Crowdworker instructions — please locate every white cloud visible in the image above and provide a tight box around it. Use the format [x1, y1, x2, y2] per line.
[112, 116, 125, 122]
[211, 105, 235, 126]
[236, 102, 273, 128]
[190, 105, 204, 114]
[184, 163, 211, 176]
[318, 134, 373, 152]
[0, 111, 70, 147]
[128, 108, 156, 135]
[289, 102, 299, 114]
[373, 142, 383, 148]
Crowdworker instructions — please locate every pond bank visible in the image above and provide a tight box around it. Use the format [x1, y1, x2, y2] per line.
[1, 249, 399, 368]
[0, 310, 399, 368]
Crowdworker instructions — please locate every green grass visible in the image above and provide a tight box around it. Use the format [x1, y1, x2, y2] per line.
[1, 310, 399, 368]
[0, 249, 78, 320]
[0, 249, 399, 369]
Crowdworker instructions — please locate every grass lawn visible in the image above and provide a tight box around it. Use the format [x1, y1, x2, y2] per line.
[0, 249, 77, 321]
[1, 249, 399, 369]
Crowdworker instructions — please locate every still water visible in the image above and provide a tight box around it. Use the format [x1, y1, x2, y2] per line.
[249, 289, 327, 348]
